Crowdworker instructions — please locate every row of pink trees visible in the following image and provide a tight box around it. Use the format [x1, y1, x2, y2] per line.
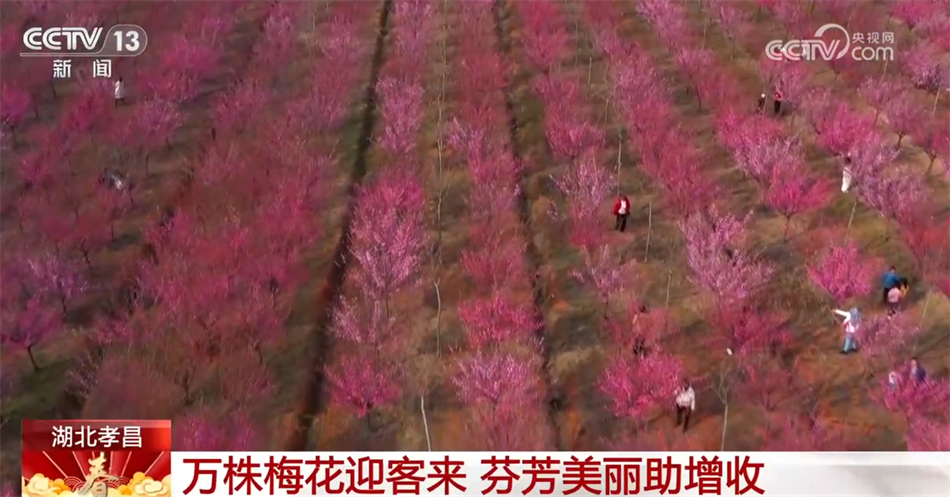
[516, 1, 694, 448]
[608, 0, 858, 449]
[446, 1, 552, 450]
[75, 2, 369, 447]
[324, 0, 432, 435]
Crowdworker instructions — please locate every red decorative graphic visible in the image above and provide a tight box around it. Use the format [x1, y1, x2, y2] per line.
[22, 420, 171, 497]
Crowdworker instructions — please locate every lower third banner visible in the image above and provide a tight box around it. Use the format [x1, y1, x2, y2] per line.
[171, 451, 950, 496]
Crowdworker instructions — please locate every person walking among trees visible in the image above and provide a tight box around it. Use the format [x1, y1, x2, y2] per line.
[841, 153, 854, 192]
[888, 370, 899, 389]
[834, 307, 860, 354]
[773, 87, 784, 115]
[886, 278, 909, 316]
[674, 380, 695, 433]
[882, 266, 902, 304]
[114, 77, 126, 107]
[613, 193, 631, 232]
[908, 357, 927, 383]
[757, 92, 766, 113]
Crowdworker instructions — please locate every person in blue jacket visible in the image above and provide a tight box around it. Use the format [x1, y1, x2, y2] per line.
[908, 357, 927, 383]
[882, 266, 901, 304]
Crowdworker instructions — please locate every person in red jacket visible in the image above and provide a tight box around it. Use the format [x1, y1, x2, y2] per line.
[773, 88, 784, 115]
[613, 194, 631, 232]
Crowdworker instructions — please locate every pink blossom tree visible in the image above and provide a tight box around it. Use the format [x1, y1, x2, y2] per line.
[857, 165, 925, 221]
[573, 245, 637, 323]
[813, 103, 877, 156]
[377, 77, 423, 156]
[545, 120, 604, 164]
[327, 351, 402, 428]
[736, 359, 800, 413]
[913, 123, 949, 175]
[891, 0, 940, 29]
[552, 149, 613, 250]
[881, 92, 924, 149]
[211, 80, 271, 139]
[806, 240, 879, 301]
[453, 352, 549, 450]
[714, 4, 748, 55]
[0, 274, 60, 371]
[112, 98, 183, 173]
[766, 166, 832, 239]
[460, 239, 527, 292]
[674, 46, 714, 111]
[858, 76, 902, 124]
[680, 208, 773, 304]
[847, 133, 898, 182]
[348, 170, 427, 315]
[458, 291, 538, 349]
[902, 41, 947, 93]
[859, 313, 922, 359]
[710, 304, 791, 358]
[26, 252, 88, 317]
[599, 352, 684, 429]
[905, 418, 950, 451]
[518, 2, 569, 73]
[60, 79, 113, 147]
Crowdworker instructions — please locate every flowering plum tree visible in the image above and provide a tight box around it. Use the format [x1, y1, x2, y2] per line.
[857, 165, 925, 221]
[458, 291, 538, 349]
[377, 78, 423, 156]
[453, 352, 549, 450]
[813, 103, 877, 156]
[913, 124, 949, 175]
[709, 304, 791, 358]
[680, 208, 773, 303]
[348, 169, 427, 312]
[460, 240, 527, 293]
[806, 240, 878, 302]
[328, 351, 402, 424]
[573, 245, 637, 323]
[902, 41, 947, 93]
[766, 166, 832, 239]
[599, 352, 684, 427]
[0, 266, 60, 371]
[552, 149, 613, 249]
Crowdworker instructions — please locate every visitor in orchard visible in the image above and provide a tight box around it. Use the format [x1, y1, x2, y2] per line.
[773, 87, 783, 115]
[114, 77, 126, 107]
[881, 266, 902, 304]
[908, 357, 927, 383]
[841, 153, 853, 192]
[613, 193, 631, 232]
[757, 92, 766, 113]
[834, 307, 860, 354]
[674, 380, 695, 433]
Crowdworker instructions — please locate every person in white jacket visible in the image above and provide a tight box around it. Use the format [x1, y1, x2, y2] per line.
[674, 380, 695, 433]
[834, 307, 860, 354]
[841, 153, 853, 192]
